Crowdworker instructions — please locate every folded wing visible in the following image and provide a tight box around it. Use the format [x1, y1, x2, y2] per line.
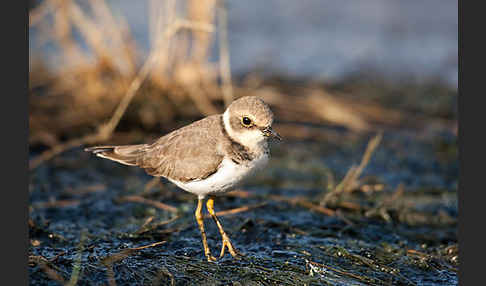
[85, 115, 224, 182]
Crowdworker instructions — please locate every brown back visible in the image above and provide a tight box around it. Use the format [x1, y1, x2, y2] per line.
[137, 115, 225, 181]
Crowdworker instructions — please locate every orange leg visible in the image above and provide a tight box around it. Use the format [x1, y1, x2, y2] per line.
[206, 197, 244, 259]
[195, 198, 217, 262]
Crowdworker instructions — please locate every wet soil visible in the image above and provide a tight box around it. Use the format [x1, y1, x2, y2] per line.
[29, 125, 457, 285]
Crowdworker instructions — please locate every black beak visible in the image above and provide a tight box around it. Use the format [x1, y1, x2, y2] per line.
[262, 127, 282, 141]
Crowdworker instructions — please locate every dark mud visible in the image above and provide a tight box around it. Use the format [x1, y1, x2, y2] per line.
[29, 126, 457, 285]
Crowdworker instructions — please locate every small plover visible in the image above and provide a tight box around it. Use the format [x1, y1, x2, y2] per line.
[85, 96, 281, 261]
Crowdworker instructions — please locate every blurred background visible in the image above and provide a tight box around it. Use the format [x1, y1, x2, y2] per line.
[29, 1, 458, 285]
[31, 0, 458, 84]
[29, 0, 457, 150]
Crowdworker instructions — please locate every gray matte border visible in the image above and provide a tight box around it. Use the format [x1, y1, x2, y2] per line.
[3, 0, 29, 284]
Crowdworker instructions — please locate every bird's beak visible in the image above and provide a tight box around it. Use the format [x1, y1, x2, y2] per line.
[262, 127, 282, 141]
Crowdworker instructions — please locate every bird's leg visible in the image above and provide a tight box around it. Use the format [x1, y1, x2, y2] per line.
[206, 197, 244, 259]
[195, 198, 217, 262]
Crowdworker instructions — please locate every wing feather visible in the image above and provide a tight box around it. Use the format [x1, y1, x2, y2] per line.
[85, 115, 225, 181]
[137, 115, 224, 181]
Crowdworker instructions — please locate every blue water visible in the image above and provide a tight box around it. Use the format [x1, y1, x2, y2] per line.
[30, 0, 458, 87]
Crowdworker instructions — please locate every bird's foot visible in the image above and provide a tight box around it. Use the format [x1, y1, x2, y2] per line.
[219, 233, 245, 259]
[205, 253, 218, 262]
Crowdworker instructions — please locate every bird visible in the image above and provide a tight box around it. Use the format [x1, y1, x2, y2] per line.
[85, 96, 281, 261]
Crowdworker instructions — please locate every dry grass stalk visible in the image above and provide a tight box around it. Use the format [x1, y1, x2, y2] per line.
[337, 201, 362, 211]
[226, 190, 336, 216]
[320, 132, 383, 207]
[135, 216, 180, 234]
[205, 202, 268, 218]
[306, 259, 376, 284]
[104, 265, 117, 286]
[66, 0, 113, 65]
[30, 133, 101, 170]
[137, 216, 155, 232]
[150, 0, 178, 80]
[348, 132, 383, 189]
[116, 195, 178, 213]
[255, 89, 371, 132]
[101, 241, 167, 264]
[150, 266, 175, 286]
[35, 0, 136, 75]
[188, 0, 216, 62]
[33, 199, 81, 209]
[88, 0, 137, 76]
[52, 0, 85, 66]
[29, 255, 66, 284]
[29, 4, 217, 170]
[62, 183, 106, 196]
[65, 231, 87, 286]
[293, 199, 335, 216]
[135, 215, 181, 234]
[142, 177, 161, 194]
[182, 78, 220, 115]
[226, 189, 253, 198]
[306, 91, 371, 132]
[335, 209, 354, 225]
[267, 194, 335, 216]
[406, 249, 458, 273]
[274, 122, 360, 143]
[250, 86, 445, 133]
[101, 241, 166, 286]
[217, 0, 233, 107]
[365, 183, 405, 222]
[97, 53, 159, 136]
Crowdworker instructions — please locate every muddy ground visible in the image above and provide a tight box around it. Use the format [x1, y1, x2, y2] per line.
[28, 74, 458, 285]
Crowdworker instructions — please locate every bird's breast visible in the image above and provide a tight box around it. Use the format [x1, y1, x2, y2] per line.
[169, 152, 269, 198]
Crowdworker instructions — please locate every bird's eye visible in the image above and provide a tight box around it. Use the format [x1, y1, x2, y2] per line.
[241, 116, 252, 127]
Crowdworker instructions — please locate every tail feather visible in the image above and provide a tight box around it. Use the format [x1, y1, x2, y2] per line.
[84, 144, 148, 166]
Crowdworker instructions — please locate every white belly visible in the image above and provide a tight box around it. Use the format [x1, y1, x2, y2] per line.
[169, 153, 269, 199]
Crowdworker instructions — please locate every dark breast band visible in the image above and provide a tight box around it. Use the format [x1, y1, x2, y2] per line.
[219, 115, 254, 164]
